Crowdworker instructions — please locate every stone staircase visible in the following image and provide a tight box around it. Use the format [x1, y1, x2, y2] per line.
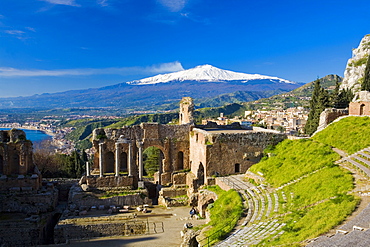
[340, 148, 370, 177]
[216, 175, 285, 246]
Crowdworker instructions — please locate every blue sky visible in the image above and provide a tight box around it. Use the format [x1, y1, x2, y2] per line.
[0, 0, 370, 97]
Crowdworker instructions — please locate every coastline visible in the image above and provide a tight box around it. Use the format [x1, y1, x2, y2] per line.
[0, 126, 55, 137]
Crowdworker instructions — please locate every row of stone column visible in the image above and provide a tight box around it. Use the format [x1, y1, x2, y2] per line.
[97, 141, 144, 180]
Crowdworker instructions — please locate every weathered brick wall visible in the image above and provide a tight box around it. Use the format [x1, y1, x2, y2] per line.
[0, 176, 41, 191]
[54, 221, 147, 244]
[349, 101, 370, 115]
[317, 108, 349, 132]
[190, 129, 286, 182]
[85, 176, 134, 188]
[0, 130, 35, 176]
[0, 189, 58, 213]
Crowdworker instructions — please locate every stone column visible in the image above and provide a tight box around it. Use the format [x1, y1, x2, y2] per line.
[99, 143, 104, 177]
[138, 141, 144, 181]
[115, 143, 120, 177]
[86, 162, 90, 176]
[128, 142, 133, 176]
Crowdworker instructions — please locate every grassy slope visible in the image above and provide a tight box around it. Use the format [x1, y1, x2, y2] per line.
[199, 186, 243, 246]
[249, 132, 358, 245]
[313, 116, 370, 154]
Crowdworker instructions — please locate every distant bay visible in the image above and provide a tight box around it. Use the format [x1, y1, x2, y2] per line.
[0, 128, 52, 143]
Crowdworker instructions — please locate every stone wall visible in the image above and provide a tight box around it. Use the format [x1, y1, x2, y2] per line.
[54, 220, 147, 244]
[190, 128, 286, 182]
[0, 129, 36, 176]
[83, 175, 134, 188]
[0, 175, 41, 191]
[68, 184, 150, 208]
[317, 108, 349, 132]
[0, 221, 44, 246]
[0, 188, 58, 214]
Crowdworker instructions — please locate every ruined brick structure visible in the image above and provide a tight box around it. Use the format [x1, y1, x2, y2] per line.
[0, 129, 42, 191]
[179, 97, 194, 125]
[91, 123, 191, 187]
[349, 91, 370, 115]
[90, 98, 286, 190]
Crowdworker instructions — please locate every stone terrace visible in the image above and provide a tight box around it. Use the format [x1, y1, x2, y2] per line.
[306, 146, 370, 246]
[215, 175, 285, 246]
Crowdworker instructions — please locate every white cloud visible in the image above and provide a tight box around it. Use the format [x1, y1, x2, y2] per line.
[97, 0, 108, 7]
[5, 30, 25, 35]
[40, 0, 81, 7]
[4, 30, 28, 40]
[0, 62, 184, 77]
[158, 0, 187, 12]
[25, 27, 36, 32]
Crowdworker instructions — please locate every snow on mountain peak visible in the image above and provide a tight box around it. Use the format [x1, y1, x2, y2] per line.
[127, 64, 295, 85]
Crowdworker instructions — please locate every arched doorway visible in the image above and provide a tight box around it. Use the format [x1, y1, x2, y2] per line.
[0, 155, 3, 174]
[120, 152, 128, 173]
[143, 146, 164, 180]
[360, 104, 365, 115]
[12, 154, 19, 174]
[105, 151, 115, 173]
[235, 163, 240, 173]
[197, 162, 205, 186]
[177, 151, 184, 170]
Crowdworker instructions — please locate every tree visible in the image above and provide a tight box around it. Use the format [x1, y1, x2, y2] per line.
[304, 79, 331, 136]
[361, 55, 370, 91]
[143, 146, 161, 177]
[331, 77, 341, 108]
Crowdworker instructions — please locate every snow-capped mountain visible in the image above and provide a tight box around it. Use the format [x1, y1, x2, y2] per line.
[0, 64, 303, 110]
[128, 64, 296, 85]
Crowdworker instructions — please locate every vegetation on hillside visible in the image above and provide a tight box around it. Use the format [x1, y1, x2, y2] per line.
[249, 137, 357, 246]
[199, 186, 243, 246]
[251, 139, 340, 187]
[361, 55, 370, 91]
[241, 75, 341, 112]
[34, 144, 88, 178]
[63, 118, 118, 150]
[313, 116, 370, 154]
[304, 78, 354, 136]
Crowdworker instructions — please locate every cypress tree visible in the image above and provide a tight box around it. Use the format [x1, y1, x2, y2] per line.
[304, 79, 331, 136]
[361, 55, 370, 91]
[331, 77, 341, 108]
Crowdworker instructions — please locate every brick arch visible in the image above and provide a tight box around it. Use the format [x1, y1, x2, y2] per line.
[360, 104, 366, 115]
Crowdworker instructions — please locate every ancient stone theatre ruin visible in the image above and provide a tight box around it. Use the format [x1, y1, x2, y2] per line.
[89, 97, 286, 191]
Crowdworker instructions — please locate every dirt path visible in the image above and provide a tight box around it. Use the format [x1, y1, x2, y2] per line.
[60, 206, 207, 247]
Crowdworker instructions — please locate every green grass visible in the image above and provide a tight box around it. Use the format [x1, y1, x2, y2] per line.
[248, 134, 357, 246]
[99, 191, 139, 199]
[313, 116, 370, 154]
[282, 166, 354, 210]
[249, 139, 340, 187]
[199, 186, 243, 246]
[266, 195, 358, 246]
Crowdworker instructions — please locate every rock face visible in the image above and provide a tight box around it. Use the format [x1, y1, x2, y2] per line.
[341, 34, 370, 93]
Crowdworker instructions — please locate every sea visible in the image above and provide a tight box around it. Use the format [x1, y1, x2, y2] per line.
[0, 128, 52, 143]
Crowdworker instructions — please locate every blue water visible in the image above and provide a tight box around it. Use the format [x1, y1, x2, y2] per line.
[0, 128, 52, 143]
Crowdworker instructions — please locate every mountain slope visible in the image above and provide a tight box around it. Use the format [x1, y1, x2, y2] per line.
[128, 64, 295, 85]
[0, 65, 303, 110]
[241, 74, 342, 110]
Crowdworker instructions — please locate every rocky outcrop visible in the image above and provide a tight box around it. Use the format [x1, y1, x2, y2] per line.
[341, 34, 370, 93]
